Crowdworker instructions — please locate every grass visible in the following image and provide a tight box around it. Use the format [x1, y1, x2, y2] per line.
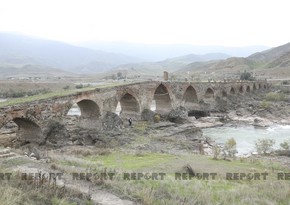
[0, 87, 94, 107]
[82, 152, 290, 204]
[0, 82, 134, 108]
[265, 92, 288, 102]
[105, 171, 290, 205]
[86, 152, 178, 171]
[0, 171, 90, 205]
[2, 149, 290, 205]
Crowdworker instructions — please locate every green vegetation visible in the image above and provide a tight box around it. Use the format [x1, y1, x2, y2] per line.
[260, 100, 271, 109]
[2, 149, 290, 205]
[0, 181, 90, 205]
[0, 82, 133, 108]
[153, 114, 161, 123]
[0, 87, 92, 107]
[255, 138, 275, 155]
[81, 152, 289, 205]
[212, 144, 221, 160]
[265, 92, 288, 102]
[0, 88, 51, 98]
[280, 139, 290, 150]
[223, 138, 237, 159]
[240, 71, 255, 81]
[86, 152, 177, 171]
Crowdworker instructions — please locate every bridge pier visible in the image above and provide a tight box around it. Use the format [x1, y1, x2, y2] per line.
[0, 80, 269, 146]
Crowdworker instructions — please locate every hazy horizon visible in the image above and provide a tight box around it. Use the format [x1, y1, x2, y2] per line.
[0, 0, 289, 47]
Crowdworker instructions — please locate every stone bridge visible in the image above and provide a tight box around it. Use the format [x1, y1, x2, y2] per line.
[0, 80, 268, 144]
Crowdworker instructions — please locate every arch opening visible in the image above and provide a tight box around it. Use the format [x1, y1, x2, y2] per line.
[204, 88, 214, 98]
[230, 87, 235, 95]
[222, 90, 227, 97]
[259, 84, 261, 89]
[67, 103, 81, 116]
[264, 85, 267, 89]
[153, 84, 172, 114]
[119, 93, 140, 114]
[13, 118, 43, 144]
[246, 86, 250, 93]
[253, 84, 257, 91]
[183, 86, 198, 108]
[239, 86, 244, 93]
[115, 102, 121, 115]
[150, 100, 156, 111]
[77, 99, 101, 119]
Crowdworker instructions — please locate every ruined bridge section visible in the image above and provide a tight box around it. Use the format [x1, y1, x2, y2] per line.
[0, 80, 268, 143]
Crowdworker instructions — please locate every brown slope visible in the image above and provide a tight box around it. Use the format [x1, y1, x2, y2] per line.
[248, 42, 290, 63]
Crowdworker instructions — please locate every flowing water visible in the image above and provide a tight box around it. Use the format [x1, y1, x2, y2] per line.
[203, 125, 290, 155]
[66, 103, 289, 156]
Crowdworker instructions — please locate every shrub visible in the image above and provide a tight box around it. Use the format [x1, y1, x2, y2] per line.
[212, 144, 221, 160]
[260, 100, 271, 109]
[240, 71, 255, 81]
[280, 139, 290, 150]
[265, 92, 287, 102]
[153, 114, 160, 123]
[63, 85, 70, 90]
[223, 138, 237, 158]
[255, 138, 275, 155]
[0, 88, 51, 98]
[75, 84, 84, 89]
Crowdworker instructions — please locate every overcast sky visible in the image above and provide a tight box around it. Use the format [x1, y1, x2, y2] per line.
[0, 0, 289, 47]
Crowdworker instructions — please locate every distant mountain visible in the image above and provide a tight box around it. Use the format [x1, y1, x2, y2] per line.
[248, 43, 290, 62]
[175, 42, 290, 80]
[78, 41, 269, 61]
[0, 33, 142, 73]
[163, 53, 231, 64]
[0, 64, 74, 79]
[111, 53, 231, 76]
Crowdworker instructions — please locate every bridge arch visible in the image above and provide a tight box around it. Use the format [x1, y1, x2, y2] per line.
[183, 86, 198, 108]
[259, 84, 261, 89]
[153, 84, 172, 114]
[246, 86, 250, 93]
[239, 86, 244, 93]
[119, 93, 140, 115]
[253, 84, 257, 91]
[76, 99, 101, 119]
[222, 90, 227, 97]
[204, 88, 214, 98]
[13, 118, 43, 144]
[230, 87, 235, 95]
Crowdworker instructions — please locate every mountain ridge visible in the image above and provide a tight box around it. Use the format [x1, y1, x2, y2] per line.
[0, 33, 142, 73]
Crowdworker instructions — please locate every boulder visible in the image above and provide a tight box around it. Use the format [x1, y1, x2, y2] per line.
[102, 112, 123, 130]
[141, 109, 156, 122]
[43, 120, 70, 146]
[167, 106, 189, 124]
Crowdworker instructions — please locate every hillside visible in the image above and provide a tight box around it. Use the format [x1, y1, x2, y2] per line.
[175, 42, 290, 80]
[111, 53, 231, 77]
[0, 33, 142, 73]
[248, 42, 290, 63]
[0, 64, 74, 79]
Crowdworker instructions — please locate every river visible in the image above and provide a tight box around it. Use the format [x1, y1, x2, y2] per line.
[203, 124, 290, 155]
[67, 103, 289, 156]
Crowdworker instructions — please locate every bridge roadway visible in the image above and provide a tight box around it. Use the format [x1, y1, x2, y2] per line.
[0, 80, 268, 144]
